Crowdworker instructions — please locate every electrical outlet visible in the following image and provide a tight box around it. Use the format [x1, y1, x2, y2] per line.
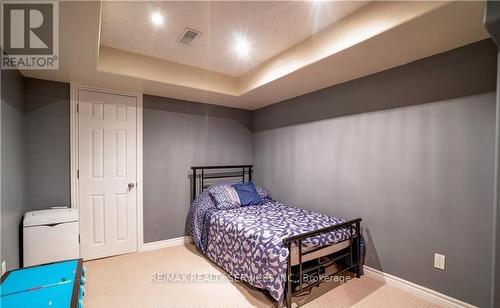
[1, 261, 6, 276]
[434, 253, 445, 270]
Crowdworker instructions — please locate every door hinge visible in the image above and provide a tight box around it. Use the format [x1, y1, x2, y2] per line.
[77, 169, 79, 179]
[76, 103, 79, 113]
[78, 234, 80, 243]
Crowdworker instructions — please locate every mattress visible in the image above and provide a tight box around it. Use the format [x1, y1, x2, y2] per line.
[290, 239, 350, 266]
[198, 200, 353, 302]
[187, 191, 354, 302]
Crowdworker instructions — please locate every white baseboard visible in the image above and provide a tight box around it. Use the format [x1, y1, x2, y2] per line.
[364, 266, 476, 308]
[141, 236, 192, 252]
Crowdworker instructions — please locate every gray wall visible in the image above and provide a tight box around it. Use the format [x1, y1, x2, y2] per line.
[0, 76, 70, 270]
[494, 50, 500, 308]
[485, 4, 500, 306]
[143, 95, 253, 243]
[1, 68, 27, 270]
[253, 94, 495, 307]
[25, 78, 70, 210]
[252, 40, 497, 307]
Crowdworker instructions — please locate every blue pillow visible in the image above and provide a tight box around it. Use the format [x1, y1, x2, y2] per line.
[232, 182, 263, 206]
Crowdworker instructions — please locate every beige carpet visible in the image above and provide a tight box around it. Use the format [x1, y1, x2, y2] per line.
[83, 243, 440, 308]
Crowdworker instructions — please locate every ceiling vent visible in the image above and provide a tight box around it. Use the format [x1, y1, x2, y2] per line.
[178, 28, 201, 45]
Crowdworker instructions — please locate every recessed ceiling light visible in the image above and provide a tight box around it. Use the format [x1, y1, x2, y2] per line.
[233, 35, 251, 58]
[151, 12, 164, 26]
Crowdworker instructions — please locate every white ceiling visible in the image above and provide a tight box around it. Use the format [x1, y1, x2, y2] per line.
[100, 1, 369, 77]
[20, 1, 490, 110]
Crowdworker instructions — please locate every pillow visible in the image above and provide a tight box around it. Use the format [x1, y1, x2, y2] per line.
[255, 185, 272, 200]
[207, 184, 241, 209]
[232, 182, 263, 206]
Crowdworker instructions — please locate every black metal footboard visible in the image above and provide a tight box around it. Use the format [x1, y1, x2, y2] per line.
[282, 218, 362, 308]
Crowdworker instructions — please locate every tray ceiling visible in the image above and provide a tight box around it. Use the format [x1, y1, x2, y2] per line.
[20, 1, 490, 110]
[100, 1, 369, 77]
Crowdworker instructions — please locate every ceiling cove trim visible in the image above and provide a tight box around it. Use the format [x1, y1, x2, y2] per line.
[252, 39, 497, 132]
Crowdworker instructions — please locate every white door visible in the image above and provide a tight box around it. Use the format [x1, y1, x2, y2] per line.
[78, 89, 138, 260]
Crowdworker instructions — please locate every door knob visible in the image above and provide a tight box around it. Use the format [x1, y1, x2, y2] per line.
[128, 183, 135, 189]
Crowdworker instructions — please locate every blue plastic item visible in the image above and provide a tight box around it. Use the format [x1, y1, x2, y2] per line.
[0, 259, 84, 308]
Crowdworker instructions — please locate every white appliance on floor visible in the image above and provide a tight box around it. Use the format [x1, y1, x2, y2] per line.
[23, 208, 80, 267]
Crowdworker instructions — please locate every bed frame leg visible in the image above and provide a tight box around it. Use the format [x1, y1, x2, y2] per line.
[286, 242, 292, 308]
[355, 266, 361, 278]
[286, 289, 292, 308]
[355, 221, 362, 278]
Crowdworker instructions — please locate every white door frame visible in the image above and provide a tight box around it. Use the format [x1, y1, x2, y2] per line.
[70, 83, 144, 252]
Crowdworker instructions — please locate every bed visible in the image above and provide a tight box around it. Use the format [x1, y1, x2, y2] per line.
[186, 165, 363, 308]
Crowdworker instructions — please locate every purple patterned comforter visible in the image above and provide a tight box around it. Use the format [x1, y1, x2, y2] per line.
[186, 190, 352, 302]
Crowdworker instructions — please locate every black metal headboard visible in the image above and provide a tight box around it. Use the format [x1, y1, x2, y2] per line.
[191, 165, 253, 201]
